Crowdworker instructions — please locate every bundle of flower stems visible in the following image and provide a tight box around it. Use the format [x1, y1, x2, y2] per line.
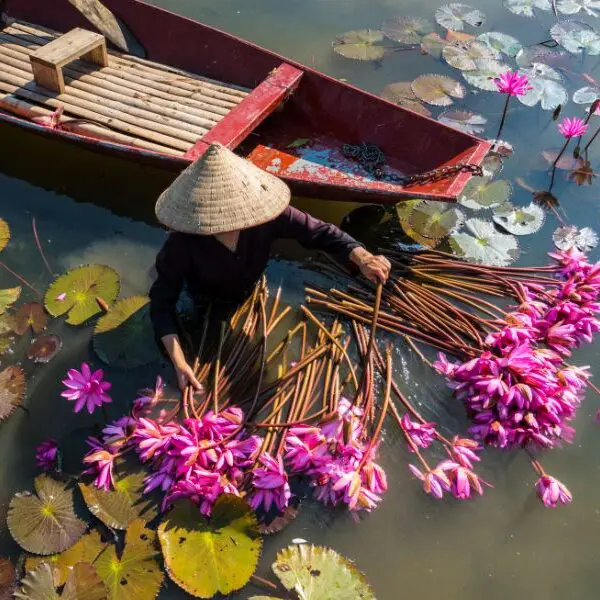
[305, 247, 600, 507]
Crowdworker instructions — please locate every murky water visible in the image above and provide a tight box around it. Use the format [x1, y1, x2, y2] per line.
[1, 0, 600, 598]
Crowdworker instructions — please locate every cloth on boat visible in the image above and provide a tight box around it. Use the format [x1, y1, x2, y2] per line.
[149, 205, 362, 339]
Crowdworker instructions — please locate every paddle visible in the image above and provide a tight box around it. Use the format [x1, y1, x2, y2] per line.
[67, 0, 146, 57]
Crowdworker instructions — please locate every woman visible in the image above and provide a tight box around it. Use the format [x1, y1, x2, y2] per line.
[150, 143, 390, 391]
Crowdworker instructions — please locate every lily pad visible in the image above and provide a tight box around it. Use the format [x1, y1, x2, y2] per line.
[26, 335, 63, 363]
[518, 78, 568, 110]
[480, 154, 504, 177]
[0, 219, 9, 253]
[462, 59, 509, 91]
[443, 41, 498, 70]
[158, 496, 262, 598]
[15, 562, 107, 600]
[0, 287, 20, 315]
[0, 365, 25, 421]
[516, 46, 574, 70]
[381, 16, 434, 45]
[438, 109, 487, 134]
[557, 0, 600, 16]
[435, 4, 486, 31]
[93, 296, 159, 369]
[45, 265, 120, 326]
[381, 82, 432, 116]
[333, 30, 385, 61]
[504, 0, 552, 16]
[573, 86, 600, 105]
[7, 475, 87, 555]
[94, 520, 163, 600]
[408, 201, 465, 241]
[411, 74, 465, 106]
[396, 200, 441, 248]
[551, 20, 600, 55]
[477, 32, 523, 57]
[449, 218, 520, 266]
[569, 160, 596, 185]
[420, 32, 450, 58]
[492, 202, 545, 235]
[459, 177, 512, 210]
[0, 557, 16, 600]
[79, 459, 159, 530]
[553, 225, 599, 251]
[270, 544, 376, 600]
[12, 302, 48, 336]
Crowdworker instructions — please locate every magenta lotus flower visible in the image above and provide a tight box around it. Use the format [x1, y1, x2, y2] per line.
[401, 414, 436, 449]
[558, 117, 589, 139]
[438, 461, 485, 500]
[494, 70, 531, 96]
[61, 363, 112, 414]
[249, 452, 291, 513]
[35, 439, 59, 472]
[535, 475, 572, 508]
[409, 464, 451, 499]
[102, 416, 137, 450]
[132, 376, 164, 416]
[450, 436, 481, 469]
[83, 437, 117, 491]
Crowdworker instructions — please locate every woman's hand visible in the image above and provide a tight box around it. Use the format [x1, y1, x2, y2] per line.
[161, 333, 203, 392]
[349, 247, 392, 284]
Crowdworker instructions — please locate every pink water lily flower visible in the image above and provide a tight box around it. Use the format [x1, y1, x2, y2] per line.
[83, 437, 117, 491]
[494, 70, 531, 96]
[61, 363, 112, 414]
[409, 464, 451, 499]
[558, 117, 589, 139]
[535, 475, 572, 508]
[401, 414, 436, 449]
[35, 439, 59, 472]
[132, 376, 165, 416]
[249, 452, 291, 513]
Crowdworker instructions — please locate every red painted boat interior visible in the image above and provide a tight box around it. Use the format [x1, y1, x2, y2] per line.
[2, 0, 491, 203]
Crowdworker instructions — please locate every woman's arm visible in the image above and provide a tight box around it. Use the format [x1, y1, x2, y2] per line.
[273, 206, 391, 283]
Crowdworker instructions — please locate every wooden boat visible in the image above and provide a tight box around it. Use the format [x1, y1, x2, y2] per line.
[0, 0, 491, 204]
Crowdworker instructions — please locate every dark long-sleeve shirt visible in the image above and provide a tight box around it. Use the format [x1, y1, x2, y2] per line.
[149, 205, 362, 339]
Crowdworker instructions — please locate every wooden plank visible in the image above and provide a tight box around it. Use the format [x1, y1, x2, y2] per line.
[185, 63, 303, 160]
[31, 27, 106, 67]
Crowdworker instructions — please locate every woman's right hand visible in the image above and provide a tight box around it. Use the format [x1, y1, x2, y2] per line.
[174, 360, 203, 392]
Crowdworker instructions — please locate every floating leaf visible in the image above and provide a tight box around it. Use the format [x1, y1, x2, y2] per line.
[553, 225, 599, 250]
[557, 0, 600, 16]
[462, 59, 509, 90]
[504, 0, 552, 16]
[446, 30, 477, 43]
[94, 520, 163, 600]
[26, 334, 63, 363]
[569, 159, 596, 184]
[542, 149, 583, 170]
[381, 16, 434, 45]
[420, 32, 449, 58]
[492, 202, 545, 235]
[333, 30, 385, 61]
[12, 302, 47, 336]
[45, 265, 120, 326]
[573, 86, 600, 105]
[79, 459, 158, 530]
[551, 20, 600, 55]
[381, 82, 432, 116]
[0, 365, 25, 421]
[438, 109, 487, 134]
[459, 177, 512, 210]
[408, 201, 465, 241]
[443, 41, 498, 70]
[449, 218, 519, 266]
[435, 4, 485, 31]
[518, 66, 568, 110]
[92, 296, 158, 369]
[533, 189, 560, 211]
[0, 219, 9, 253]
[0, 557, 16, 600]
[480, 154, 504, 177]
[516, 46, 574, 71]
[411, 74, 465, 106]
[477, 32, 522, 57]
[396, 200, 441, 248]
[158, 496, 262, 598]
[8, 475, 87, 555]
[259, 503, 300, 536]
[270, 544, 376, 600]
[0, 287, 20, 315]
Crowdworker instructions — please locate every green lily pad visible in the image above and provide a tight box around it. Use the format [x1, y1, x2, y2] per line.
[0, 219, 9, 253]
[420, 32, 450, 58]
[443, 41, 497, 70]
[462, 59, 509, 91]
[518, 65, 567, 111]
[8, 475, 87, 555]
[0, 557, 16, 600]
[435, 3, 486, 31]
[381, 82, 432, 116]
[92, 296, 159, 369]
[438, 109, 487, 134]
[449, 218, 520, 266]
[158, 495, 262, 598]
[504, 0, 552, 16]
[0, 365, 26, 421]
[411, 74, 465, 106]
[0, 287, 20, 315]
[408, 201, 465, 241]
[270, 544, 376, 600]
[12, 302, 48, 336]
[14, 562, 107, 600]
[477, 32, 522, 57]
[79, 459, 159, 530]
[558, 0, 600, 16]
[492, 202, 545, 235]
[551, 20, 600, 55]
[25, 529, 107, 587]
[333, 30, 385, 61]
[396, 200, 437, 248]
[553, 225, 598, 251]
[573, 86, 600, 106]
[94, 520, 163, 600]
[381, 16, 434, 45]
[45, 265, 120, 326]
[459, 177, 512, 210]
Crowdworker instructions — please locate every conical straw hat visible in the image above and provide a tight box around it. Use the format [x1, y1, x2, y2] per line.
[155, 143, 290, 235]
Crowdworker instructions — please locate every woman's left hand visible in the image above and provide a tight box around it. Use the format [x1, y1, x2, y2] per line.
[350, 247, 392, 284]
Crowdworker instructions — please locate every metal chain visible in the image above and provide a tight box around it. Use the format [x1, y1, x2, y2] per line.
[398, 163, 484, 186]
